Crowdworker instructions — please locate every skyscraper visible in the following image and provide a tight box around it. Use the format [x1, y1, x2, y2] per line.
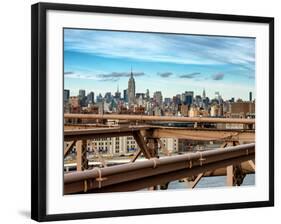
[146, 89, 150, 100]
[78, 89, 86, 99]
[104, 92, 112, 102]
[202, 88, 206, 99]
[128, 69, 135, 106]
[96, 93, 103, 103]
[123, 89, 128, 102]
[115, 85, 121, 100]
[78, 89, 86, 106]
[153, 91, 163, 106]
[86, 91, 95, 104]
[183, 91, 194, 105]
[64, 89, 70, 103]
[215, 91, 222, 104]
[195, 95, 202, 106]
[249, 91, 252, 102]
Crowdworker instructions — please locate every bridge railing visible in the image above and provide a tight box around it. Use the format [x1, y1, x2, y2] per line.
[64, 143, 255, 194]
[64, 113, 255, 124]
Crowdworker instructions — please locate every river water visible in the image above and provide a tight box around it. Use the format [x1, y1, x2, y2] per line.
[168, 174, 255, 189]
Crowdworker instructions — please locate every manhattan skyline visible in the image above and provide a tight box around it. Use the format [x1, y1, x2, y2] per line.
[64, 28, 255, 100]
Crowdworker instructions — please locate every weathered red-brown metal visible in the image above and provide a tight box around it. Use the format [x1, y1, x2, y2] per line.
[64, 143, 255, 194]
[88, 155, 254, 193]
[64, 126, 255, 142]
[64, 113, 255, 124]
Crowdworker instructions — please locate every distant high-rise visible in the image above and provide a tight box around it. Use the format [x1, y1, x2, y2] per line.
[215, 91, 222, 104]
[115, 85, 121, 100]
[87, 91, 95, 104]
[128, 69, 135, 106]
[78, 89, 86, 99]
[174, 94, 181, 105]
[164, 97, 172, 105]
[249, 91, 252, 102]
[96, 93, 103, 103]
[79, 89, 86, 98]
[183, 91, 194, 105]
[123, 89, 128, 102]
[146, 89, 150, 100]
[104, 92, 112, 102]
[78, 89, 86, 106]
[202, 88, 206, 99]
[195, 95, 202, 106]
[153, 91, 163, 106]
[64, 89, 70, 102]
[136, 93, 145, 106]
[136, 93, 145, 99]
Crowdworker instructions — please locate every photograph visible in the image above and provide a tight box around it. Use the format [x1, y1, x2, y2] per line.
[63, 28, 256, 194]
[31, 2, 274, 221]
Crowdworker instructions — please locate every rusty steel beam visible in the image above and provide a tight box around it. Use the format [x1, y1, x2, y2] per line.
[64, 126, 145, 141]
[146, 138, 158, 158]
[226, 165, 234, 186]
[187, 173, 204, 188]
[64, 113, 255, 124]
[248, 160, 255, 170]
[64, 143, 255, 194]
[222, 141, 246, 186]
[72, 154, 254, 193]
[130, 149, 142, 163]
[132, 131, 151, 159]
[76, 140, 88, 171]
[152, 128, 255, 142]
[64, 126, 255, 142]
[63, 159, 254, 176]
[64, 140, 76, 158]
[223, 141, 236, 186]
[65, 143, 255, 183]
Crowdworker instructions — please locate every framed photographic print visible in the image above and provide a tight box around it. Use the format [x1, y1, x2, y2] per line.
[31, 2, 274, 222]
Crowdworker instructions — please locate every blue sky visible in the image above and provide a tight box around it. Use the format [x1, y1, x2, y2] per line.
[64, 28, 255, 100]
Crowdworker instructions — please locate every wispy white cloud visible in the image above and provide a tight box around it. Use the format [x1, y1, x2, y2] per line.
[64, 70, 145, 82]
[64, 29, 255, 69]
[98, 72, 145, 78]
[64, 71, 99, 80]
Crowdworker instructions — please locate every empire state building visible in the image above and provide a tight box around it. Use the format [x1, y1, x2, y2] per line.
[128, 69, 135, 106]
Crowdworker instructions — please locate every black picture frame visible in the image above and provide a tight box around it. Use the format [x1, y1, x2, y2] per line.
[31, 2, 274, 222]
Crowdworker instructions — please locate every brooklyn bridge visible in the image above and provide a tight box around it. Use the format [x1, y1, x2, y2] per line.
[63, 114, 255, 194]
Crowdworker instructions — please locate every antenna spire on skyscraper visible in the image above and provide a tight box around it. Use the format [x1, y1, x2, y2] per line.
[130, 66, 133, 78]
[128, 66, 135, 106]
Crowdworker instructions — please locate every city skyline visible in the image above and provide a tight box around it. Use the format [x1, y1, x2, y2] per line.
[64, 28, 255, 100]
[64, 83, 253, 103]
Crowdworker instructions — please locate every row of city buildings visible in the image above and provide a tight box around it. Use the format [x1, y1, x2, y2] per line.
[64, 70, 255, 156]
[64, 70, 255, 119]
